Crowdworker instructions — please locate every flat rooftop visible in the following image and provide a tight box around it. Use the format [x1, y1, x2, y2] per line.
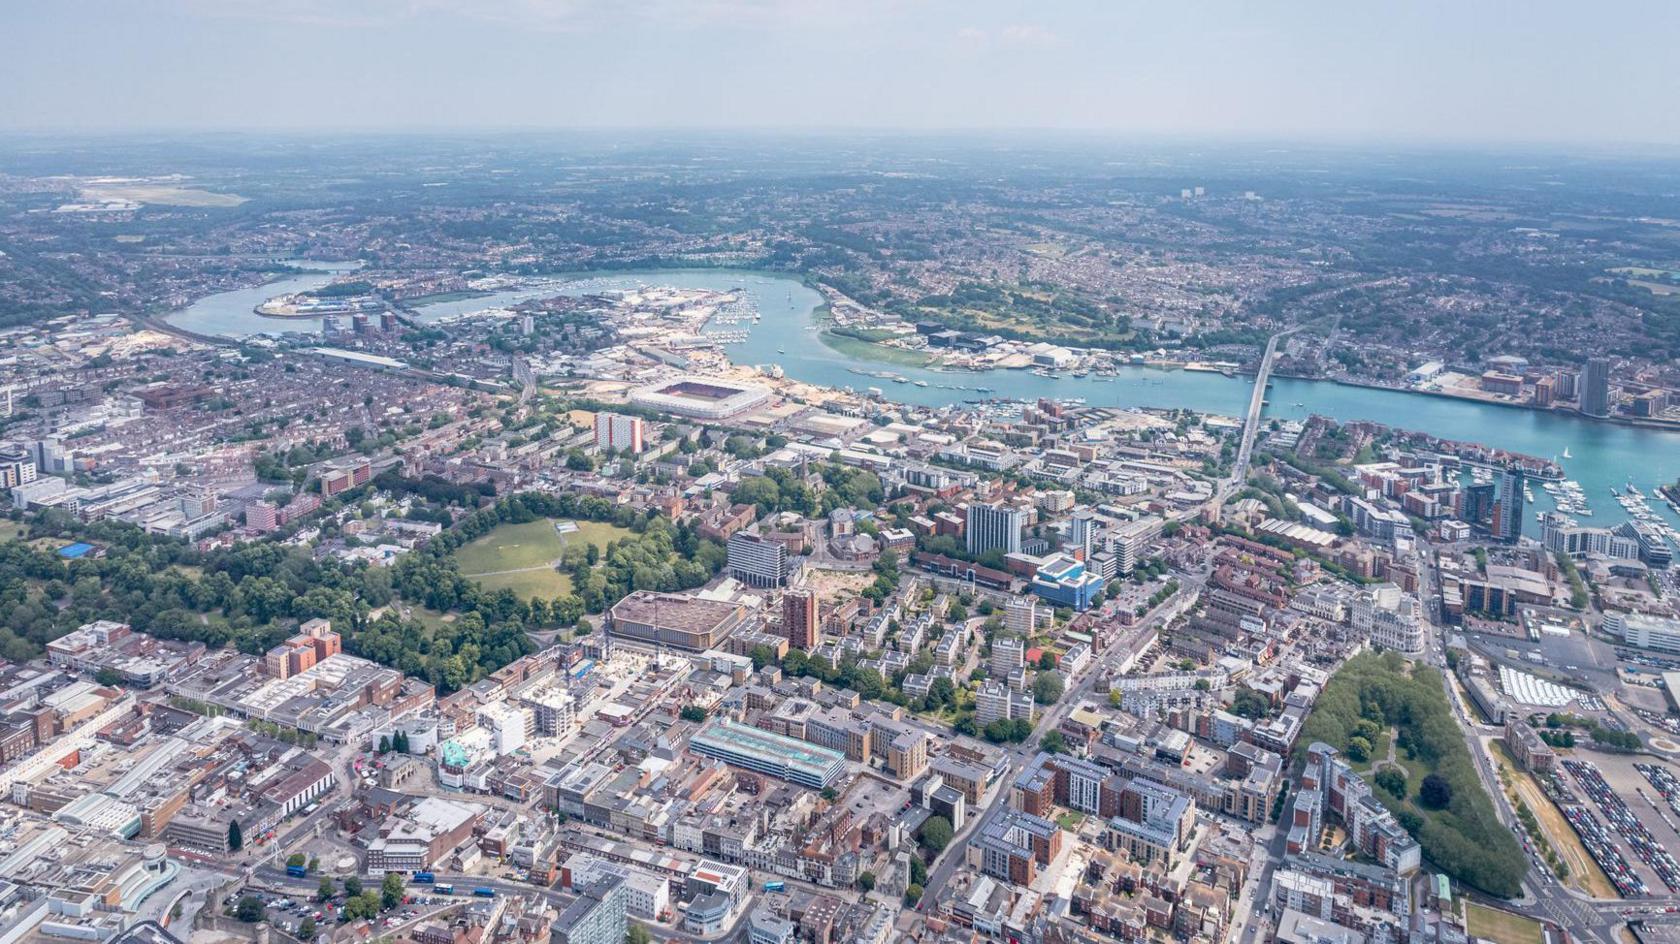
[691, 720, 845, 779]
[610, 591, 742, 632]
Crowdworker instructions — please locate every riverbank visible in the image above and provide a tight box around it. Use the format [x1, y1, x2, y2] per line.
[162, 265, 1680, 533]
[818, 330, 931, 369]
[1273, 370, 1680, 435]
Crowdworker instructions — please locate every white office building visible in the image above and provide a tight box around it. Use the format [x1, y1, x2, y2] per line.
[967, 502, 1024, 556]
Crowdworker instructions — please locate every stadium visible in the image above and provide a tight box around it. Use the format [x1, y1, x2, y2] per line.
[628, 375, 770, 420]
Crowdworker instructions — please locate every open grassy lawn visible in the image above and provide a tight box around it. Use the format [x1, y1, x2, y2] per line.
[472, 567, 574, 600]
[819, 331, 931, 368]
[0, 521, 26, 542]
[1465, 902, 1544, 944]
[453, 518, 636, 600]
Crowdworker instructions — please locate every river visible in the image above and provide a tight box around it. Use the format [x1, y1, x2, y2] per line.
[165, 267, 1680, 534]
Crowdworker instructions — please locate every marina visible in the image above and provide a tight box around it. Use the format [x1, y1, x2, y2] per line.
[168, 267, 1680, 536]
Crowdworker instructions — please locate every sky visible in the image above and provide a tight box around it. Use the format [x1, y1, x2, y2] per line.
[3, 0, 1677, 146]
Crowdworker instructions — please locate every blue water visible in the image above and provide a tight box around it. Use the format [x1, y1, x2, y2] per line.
[167, 267, 1680, 531]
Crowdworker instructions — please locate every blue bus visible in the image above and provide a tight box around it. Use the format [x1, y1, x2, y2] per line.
[764, 881, 785, 892]
[286, 865, 309, 878]
[434, 884, 455, 896]
[412, 872, 435, 884]
[473, 887, 496, 898]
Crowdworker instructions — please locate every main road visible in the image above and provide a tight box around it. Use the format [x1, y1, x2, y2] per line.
[917, 581, 1196, 906]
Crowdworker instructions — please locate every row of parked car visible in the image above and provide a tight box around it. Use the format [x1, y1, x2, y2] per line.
[1565, 759, 1680, 893]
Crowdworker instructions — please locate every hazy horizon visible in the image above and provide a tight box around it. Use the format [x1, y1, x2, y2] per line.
[4, 0, 1679, 148]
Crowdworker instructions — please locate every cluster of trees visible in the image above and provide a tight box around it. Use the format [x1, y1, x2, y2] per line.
[377, 730, 412, 753]
[1300, 652, 1526, 898]
[407, 490, 728, 622]
[781, 649, 895, 705]
[1543, 712, 1641, 751]
[1032, 670, 1064, 705]
[0, 485, 702, 694]
[973, 716, 1034, 744]
[0, 509, 533, 689]
[1228, 687, 1273, 720]
[252, 441, 341, 486]
[860, 550, 901, 605]
[917, 815, 953, 854]
[1139, 579, 1179, 615]
[730, 463, 884, 518]
[1552, 552, 1592, 610]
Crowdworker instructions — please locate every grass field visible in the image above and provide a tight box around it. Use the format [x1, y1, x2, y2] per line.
[82, 185, 247, 207]
[0, 521, 26, 543]
[1465, 902, 1544, 944]
[453, 518, 635, 599]
[819, 331, 931, 368]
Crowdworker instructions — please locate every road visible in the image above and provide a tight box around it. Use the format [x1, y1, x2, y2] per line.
[1415, 540, 1674, 944]
[918, 590, 1185, 906]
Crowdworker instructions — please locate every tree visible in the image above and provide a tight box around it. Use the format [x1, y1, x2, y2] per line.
[1419, 774, 1453, 811]
[1040, 730, 1068, 755]
[625, 926, 653, 944]
[227, 820, 243, 852]
[858, 871, 877, 893]
[1346, 736, 1372, 763]
[909, 857, 928, 886]
[394, 730, 410, 753]
[1374, 768, 1407, 797]
[919, 816, 954, 855]
[820, 786, 838, 801]
[1230, 687, 1271, 720]
[1037, 651, 1057, 670]
[318, 876, 336, 902]
[382, 871, 405, 909]
[95, 667, 123, 687]
[378, 734, 391, 753]
[679, 705, 708, 723]
[235, 896, 265, 923]
[1033, 670, 1064, 705]
[287, 853, 307, 869]
[299, 918, 318, 941]
[344, 875, 363, 898]
[904, 884, 923, 907]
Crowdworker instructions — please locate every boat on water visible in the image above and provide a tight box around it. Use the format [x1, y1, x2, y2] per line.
[1562, 447, 1572, 459]
[913, 380, 929, 388]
